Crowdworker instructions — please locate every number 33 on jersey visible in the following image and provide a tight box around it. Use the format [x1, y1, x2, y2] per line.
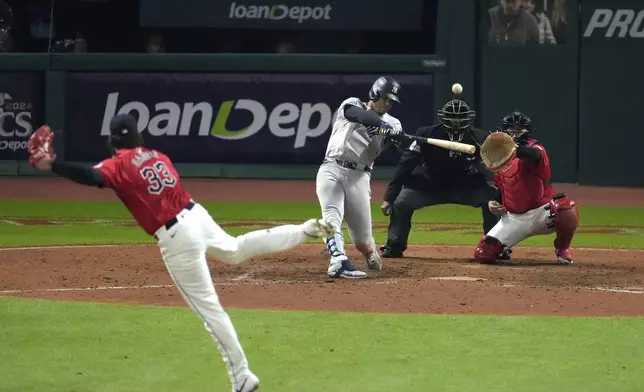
[93, 147, 192, 235]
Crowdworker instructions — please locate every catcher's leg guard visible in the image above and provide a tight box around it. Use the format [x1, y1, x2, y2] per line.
[549, 193, 580, 250]
[474, 235, 504, 264]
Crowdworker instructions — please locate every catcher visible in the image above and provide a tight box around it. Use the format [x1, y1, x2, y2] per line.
[475, 111, 579, 264]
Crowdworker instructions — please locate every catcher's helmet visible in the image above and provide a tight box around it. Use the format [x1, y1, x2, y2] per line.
[499, 111, 533, 143]
[108, 114, 143, 149]
[437, 99, 476, 138]
[369, 76, 401, 103]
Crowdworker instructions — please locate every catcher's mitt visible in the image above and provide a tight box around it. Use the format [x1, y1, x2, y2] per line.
[27, 125, 56, 167]
[480, 131, 516, 171]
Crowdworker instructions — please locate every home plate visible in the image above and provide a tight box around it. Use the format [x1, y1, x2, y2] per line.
[429, 276, 486, 282]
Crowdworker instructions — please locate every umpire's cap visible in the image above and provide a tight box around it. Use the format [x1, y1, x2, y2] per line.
[108, 114, 143, 149]
[369, 76, 401, 103]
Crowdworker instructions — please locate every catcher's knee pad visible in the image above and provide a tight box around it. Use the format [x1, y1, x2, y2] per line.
[549, 193, 580, 249]
[474, 235, 503, 263]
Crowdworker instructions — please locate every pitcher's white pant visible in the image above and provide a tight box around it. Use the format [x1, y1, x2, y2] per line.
[315, 162, 375, 264]
[486, 203, 555, 248]
[155, 203, 310, 389]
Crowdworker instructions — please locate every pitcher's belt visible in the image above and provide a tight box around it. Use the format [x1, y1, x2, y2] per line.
[154, 201, 195, 240]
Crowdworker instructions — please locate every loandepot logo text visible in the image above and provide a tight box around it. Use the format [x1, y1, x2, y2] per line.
[0, 93, 35, 152]
[101, 93, 335, 148]
[228, 2, 332, 23]
[584, 9, 644, 38]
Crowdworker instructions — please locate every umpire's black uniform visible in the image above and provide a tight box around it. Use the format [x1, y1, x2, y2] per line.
[380, 103, 499, 257]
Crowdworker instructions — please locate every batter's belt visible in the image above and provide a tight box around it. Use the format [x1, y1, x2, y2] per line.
[333, 159, 372, 173]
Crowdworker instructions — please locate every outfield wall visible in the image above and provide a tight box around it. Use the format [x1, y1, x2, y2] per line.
[1, 0, 643, 186]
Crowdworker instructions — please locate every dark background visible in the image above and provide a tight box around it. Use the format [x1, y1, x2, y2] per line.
[0, 0, 642, 186]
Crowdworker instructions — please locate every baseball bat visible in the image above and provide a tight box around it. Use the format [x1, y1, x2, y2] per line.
[406, 135, 476, 155]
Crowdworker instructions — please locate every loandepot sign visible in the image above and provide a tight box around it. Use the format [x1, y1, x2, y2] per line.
[228, 2, 333, 24]
[100, 92, 334, 148]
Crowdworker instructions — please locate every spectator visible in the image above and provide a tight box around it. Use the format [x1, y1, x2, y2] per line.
[145, 32, 166, 53]
[525, 0, 556, 44]
[487, 0, 539, 45]
[549, 0, 567, 44]
[275, 41, 295, 54]
[51, 34, 87, 53]
[345, 33, 362, 54]
[0, 0, 13, 52]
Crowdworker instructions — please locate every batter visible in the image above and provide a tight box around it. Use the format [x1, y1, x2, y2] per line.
[316, 76, 405, 278]
[475, 111, 579, 264]
[26, 114, 335, 392]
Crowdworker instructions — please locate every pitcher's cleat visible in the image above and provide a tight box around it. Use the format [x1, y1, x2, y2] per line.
[233, 372, 260, 392]
[556, 248, 573, 264]
[303, 219, 335, 238]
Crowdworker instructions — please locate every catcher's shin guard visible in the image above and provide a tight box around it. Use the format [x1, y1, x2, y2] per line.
[474, 235, 504, 264]
[549, 193, 580, 250]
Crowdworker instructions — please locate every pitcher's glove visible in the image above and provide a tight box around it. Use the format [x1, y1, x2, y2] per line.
[480, 131, 516, 172]
[27, 125, 56, 167]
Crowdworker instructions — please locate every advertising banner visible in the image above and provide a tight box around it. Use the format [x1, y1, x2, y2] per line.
[578, 0, 644, 185]
[140, 0, 425, 30]
[0, 73, 43, 161]
[581, 0, 644, 42]
[64, 73, 434, 165]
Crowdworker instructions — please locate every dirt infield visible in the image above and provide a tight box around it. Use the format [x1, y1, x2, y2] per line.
[1, 178, 644, 317]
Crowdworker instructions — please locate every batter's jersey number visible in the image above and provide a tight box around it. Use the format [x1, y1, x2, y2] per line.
[139, 161, 177, 194]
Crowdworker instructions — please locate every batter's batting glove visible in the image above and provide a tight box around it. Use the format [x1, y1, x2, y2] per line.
[386, 128, 405, 143]
[376, 121, 394, 136]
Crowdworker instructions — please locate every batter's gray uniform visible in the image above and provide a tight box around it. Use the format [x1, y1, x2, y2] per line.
[316, 97, 402, 278]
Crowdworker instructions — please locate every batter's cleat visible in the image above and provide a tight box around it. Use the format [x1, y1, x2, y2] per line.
[328, 259, 367, 279]
[303, 219, 335, 238]
[233, 372, 260, 392]
[380, 246, 403, 258]
[366, 249, 383, 270]
[556, 248, 573, 264]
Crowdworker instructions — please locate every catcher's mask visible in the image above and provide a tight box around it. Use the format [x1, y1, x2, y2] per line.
[107, 114, 144, 151]
[499, 111, 533, 144]
[437, 99, 476, 141]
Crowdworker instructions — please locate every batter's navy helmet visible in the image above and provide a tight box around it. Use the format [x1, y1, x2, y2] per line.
[369, 76, 401, 103]
[108, 114, 144, 149]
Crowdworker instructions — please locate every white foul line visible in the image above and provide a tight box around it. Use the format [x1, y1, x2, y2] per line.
[2, 280, 644, 296]
[590, 287, 644, 294]
[0, 284, 174, 294]
[2, 243, 644, 253]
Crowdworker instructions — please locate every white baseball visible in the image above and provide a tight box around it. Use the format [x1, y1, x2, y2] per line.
[452, 83, 463, 95]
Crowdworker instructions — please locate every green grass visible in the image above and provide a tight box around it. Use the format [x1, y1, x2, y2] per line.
[1, 201, 644, 248]
[2, 200, 643, 391]
[0, 297, 641, 392]
[3, 200, 644, 226]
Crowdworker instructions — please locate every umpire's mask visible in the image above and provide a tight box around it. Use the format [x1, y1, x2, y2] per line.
[437, 99, 476, 141]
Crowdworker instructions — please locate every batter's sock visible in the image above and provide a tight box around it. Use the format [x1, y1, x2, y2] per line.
[326, 232, 347, 262]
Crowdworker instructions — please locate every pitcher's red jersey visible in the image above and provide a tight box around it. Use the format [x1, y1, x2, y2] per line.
[93, 147, 192, 235]
[494, 140, 554, 214]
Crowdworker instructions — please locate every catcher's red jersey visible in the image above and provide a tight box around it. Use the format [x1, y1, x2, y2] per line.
[93, 147, 192, 235]
[494, 140, 554, 214]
